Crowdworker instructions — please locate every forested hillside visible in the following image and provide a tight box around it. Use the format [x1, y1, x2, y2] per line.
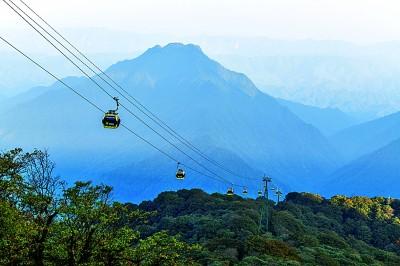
[1, 149, 400, 265]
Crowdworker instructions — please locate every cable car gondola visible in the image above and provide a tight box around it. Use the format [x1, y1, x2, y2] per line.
[227, 187, 234, 196]
[176, 162, 185, 180]
[102, 97, 121, 129]
[242, 187, 248, 194]
[258, 190, 263, 197]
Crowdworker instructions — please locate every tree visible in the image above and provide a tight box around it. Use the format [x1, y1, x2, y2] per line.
[0, 199, 35, 265]
[0, 148, 29, 264]
[3, 148, 400, 265]
[133, 231, 202, 265]
[245, 235, 300, 262]
[0, 149, 63, 265]
[47, 181, 140, 265]
[22, 150, 65, 265]
[0, 148, 27, 202]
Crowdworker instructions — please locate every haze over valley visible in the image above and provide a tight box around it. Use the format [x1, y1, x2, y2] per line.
[1, 42, 400, 201]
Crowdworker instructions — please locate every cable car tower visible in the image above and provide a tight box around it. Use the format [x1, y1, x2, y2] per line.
[259, 175, 272, 233]
[275, 188, 283, 203]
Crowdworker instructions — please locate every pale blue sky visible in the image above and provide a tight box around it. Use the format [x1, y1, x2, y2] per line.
[2, 0, 400, 115]
[1, 0, 400, 44]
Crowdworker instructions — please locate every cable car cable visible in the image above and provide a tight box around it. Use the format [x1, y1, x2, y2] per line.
[13, 0, 259, 182]
[2, 0, 241, 186]
[0, 34, 241, 188]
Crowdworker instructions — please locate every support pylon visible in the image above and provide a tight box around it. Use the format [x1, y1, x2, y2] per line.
[259, 175, 272, 233]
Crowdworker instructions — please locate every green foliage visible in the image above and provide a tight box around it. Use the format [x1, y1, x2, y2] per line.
[142, 190, 400, 264]
[246, 235, 300, 261]
[133, 231, 202, 265]
[2, 148, 400, 265]
[0, 149, 198, 265]
[45, 182, 141, 265]
[0, 148, 27, 203]
[317, 231, 349, 249]
[331, 195, 395, 221]
[271, 210, 306, 239]
[0, 200, 35, 265]
[286, 192, 324, 205]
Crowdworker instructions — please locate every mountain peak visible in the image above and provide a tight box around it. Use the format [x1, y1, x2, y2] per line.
[106, 42, 261, 97]
[164, 42, 202, 51]
[108, 42, 210, 71]
[141, 42, 201, 54]
[139, 43, 206, 61]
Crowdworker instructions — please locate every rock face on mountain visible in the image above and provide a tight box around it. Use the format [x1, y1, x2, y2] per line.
[0, 43, 340, 201]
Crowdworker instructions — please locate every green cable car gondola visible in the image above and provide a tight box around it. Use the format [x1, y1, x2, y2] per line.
[102, 97, 121, 129]
[227, 187, 234, 196]
[258, 190, 263, 197]
[176, 162, 185, 180]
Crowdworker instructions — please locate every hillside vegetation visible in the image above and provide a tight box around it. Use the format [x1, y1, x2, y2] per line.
[1, 149, 400, 265]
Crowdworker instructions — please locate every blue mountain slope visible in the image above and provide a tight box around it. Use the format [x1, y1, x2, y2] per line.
[277, 98, 358, 136]
[101, 143, 292, 203]
[0, 43, 340, 201]
[323, 138, 400, 197]
[0, 85, 50, 111]
[330, 111, 400, 161]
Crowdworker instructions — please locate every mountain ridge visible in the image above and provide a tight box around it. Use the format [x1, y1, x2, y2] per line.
[106, 43, 260, 97]
[323, 137, 400, 197]
[330, 111, 400, 161]
[277, 98, 359, 136]
[0, 43, 340, 201]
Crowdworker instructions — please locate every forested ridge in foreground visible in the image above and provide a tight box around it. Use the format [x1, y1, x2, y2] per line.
[1, 149, 400, 265]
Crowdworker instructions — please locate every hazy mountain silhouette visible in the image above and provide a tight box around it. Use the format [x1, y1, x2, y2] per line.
[331, 111, 400, 161]
[0, 43, 341, 201]
[324, 138, 400, 197]
[218, 50, 400, 118]
[277, 98, 358, 136]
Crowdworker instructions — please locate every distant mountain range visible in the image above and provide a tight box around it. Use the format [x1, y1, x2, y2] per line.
[0, 51, 132, 96]
[330, 112, 400, 161]
[277, 98, 358, 136]
[217, 53, 400, 119]
[324, 138, 400, 197]
[4, 35, 400, 118]
[0, 43, 342, 202]
[2, 42, 400, 201]
[322, 113, 400, 197]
